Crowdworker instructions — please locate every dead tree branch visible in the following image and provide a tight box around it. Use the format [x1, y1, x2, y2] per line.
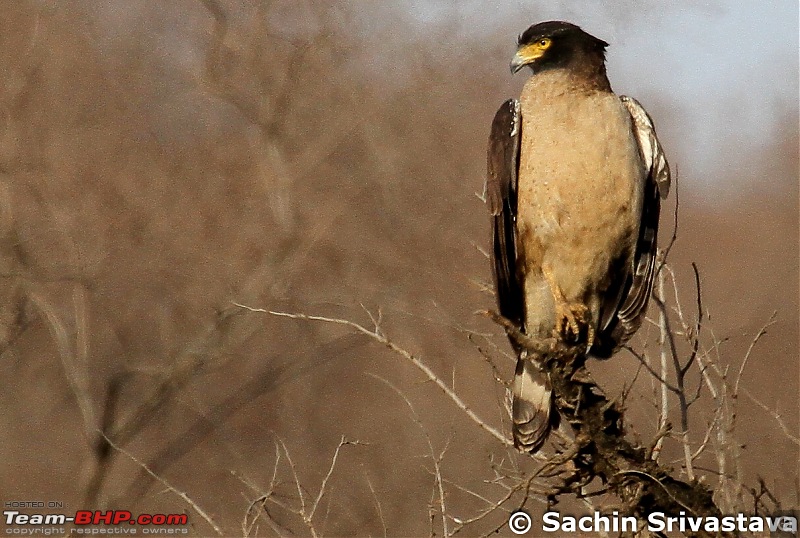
[489, 310, 731, 538]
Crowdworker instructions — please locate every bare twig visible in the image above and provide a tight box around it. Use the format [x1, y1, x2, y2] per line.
[239, 442, 293, 538]
[733, 312, 777, 399]
[101, 433, 223, 535]
[739, 387, 800, 447]
[364, 470, 388, 538]
[242, 436, 361, 538]
[368, 373, 449, 537]
[234, 302, 512, 448]
[309, 436, 358, 522]
[654, 268, 670, 462]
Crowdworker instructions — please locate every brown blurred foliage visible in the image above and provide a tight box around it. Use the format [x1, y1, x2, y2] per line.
[0, 1, 797, 535]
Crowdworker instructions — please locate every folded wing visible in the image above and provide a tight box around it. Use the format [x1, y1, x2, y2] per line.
[592, 96, 671, 357]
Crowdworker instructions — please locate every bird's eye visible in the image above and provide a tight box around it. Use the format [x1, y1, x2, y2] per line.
[539, 38, 551, 48]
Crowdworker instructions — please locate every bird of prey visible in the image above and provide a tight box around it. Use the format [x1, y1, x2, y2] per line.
[487, 21, 670, 453]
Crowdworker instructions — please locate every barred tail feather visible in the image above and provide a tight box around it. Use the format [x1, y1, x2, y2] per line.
[512, 356, 558, 453]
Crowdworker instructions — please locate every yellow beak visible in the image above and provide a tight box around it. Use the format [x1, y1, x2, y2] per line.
[510, 43, 548, 74]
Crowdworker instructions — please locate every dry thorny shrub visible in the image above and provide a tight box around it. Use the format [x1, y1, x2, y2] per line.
[0, 2, 797, 537]
[229, 257, 793, 537]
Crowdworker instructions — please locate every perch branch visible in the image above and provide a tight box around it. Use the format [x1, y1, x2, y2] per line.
[488, 310, 731, 538]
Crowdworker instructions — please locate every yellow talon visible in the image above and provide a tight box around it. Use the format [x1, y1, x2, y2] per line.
[543, 267, 592, 346]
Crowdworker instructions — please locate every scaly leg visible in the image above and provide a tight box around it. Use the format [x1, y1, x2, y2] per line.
[542, 267, 591, 346]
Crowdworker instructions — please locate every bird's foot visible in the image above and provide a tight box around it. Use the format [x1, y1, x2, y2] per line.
[554, 302, 590, 346]
[542, 267, 593, 349]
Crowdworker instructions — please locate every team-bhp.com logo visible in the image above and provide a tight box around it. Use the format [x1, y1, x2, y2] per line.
[5, 510, 188, 526]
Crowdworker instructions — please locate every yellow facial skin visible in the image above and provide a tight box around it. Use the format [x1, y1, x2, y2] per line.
[510, 37, 552, 73]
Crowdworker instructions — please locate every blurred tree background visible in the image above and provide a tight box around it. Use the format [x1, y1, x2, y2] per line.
[0, 1, 797, 535]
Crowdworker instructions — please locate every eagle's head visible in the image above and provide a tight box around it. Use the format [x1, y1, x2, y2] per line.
[510, 21, 609, 75]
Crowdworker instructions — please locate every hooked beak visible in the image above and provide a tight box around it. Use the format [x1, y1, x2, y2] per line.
[510, 43, 547, 74]
[510, 51, 529, 74]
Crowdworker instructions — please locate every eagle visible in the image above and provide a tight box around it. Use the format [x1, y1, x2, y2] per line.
[487, 21, 671, 453]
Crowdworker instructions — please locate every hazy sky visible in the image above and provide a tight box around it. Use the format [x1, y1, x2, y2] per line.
[401, 1, 799, 196]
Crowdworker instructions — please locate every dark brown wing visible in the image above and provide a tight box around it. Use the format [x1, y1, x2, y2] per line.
[489, 100, 561, 452]
[592, 96, 671, 358]
[487, 99, 524, 333]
